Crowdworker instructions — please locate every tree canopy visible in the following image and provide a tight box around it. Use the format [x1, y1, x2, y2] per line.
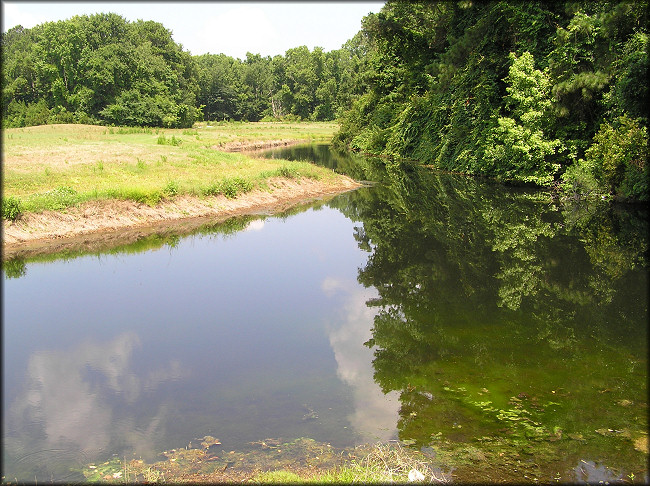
[1, 13, 364, 127]
[2, 3, 647, 200]
[333, 0, 648, 201]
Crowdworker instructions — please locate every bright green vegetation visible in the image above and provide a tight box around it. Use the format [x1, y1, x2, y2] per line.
[333, 1, 648, 201]
[1, 122, 339, 218]
[1, 14, 364, 126]
[2, 3, 647, 201]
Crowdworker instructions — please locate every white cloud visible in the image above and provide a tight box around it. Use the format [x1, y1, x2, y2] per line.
[244, 219, 265, 232]
[5, 332, 185, 463]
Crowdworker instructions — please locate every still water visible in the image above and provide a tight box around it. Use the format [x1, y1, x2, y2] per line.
[3, 145, 648, 482]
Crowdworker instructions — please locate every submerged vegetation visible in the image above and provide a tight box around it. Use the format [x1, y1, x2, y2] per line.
[73, 439, 449, 484]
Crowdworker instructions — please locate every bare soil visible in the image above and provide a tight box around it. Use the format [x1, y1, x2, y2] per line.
[2, 176, 361, 260]
[214, 138, 310, 152]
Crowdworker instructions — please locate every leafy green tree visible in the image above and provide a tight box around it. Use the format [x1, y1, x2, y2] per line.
[1, 13, 201, 127]
[482, 52, 561, 185]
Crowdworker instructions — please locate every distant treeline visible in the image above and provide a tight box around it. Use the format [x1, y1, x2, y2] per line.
[1, 12, 366, 128]
[1, 2, 648, 200]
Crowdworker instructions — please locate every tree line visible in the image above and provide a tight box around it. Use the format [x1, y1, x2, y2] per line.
[1, 12, 366, 128]
[333, 0, 648, 201]
[1, 2, 647, 201]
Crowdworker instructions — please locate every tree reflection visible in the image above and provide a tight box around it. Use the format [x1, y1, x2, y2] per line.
[334, 163, 648, 478]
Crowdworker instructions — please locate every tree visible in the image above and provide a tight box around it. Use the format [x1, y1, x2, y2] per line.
[482, 52, 561, 185]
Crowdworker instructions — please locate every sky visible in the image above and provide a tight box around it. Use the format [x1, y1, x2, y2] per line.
[1, 1, 385, 59]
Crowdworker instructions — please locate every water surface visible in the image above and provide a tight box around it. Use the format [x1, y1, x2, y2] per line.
[3, 145, 648, 482]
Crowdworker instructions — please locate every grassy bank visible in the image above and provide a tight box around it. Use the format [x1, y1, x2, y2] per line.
[2, 122, 339, 219]
[73, 439, 449, 484]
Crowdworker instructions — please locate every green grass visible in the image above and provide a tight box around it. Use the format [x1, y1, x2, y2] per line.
[2, 122, 341, 217]
[252, 442, 449, 484]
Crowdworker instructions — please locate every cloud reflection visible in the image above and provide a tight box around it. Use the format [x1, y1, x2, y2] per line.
[323, 277, 400, 442]
[244, 219, 265, 232]
[5, 332, 185, 467]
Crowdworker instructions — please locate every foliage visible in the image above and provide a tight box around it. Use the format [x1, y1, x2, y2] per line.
[1, 14, 200, 128]
[194, 45, 365, 123]
[1, 13, 366, 127]
[333, 1, 648, 199]
[582, 116, 648, 200]
[482, 52, 561, 185]
[2, 195, 23, 220]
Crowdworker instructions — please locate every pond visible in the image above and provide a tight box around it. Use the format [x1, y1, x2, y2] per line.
[2, 144, 648, 483]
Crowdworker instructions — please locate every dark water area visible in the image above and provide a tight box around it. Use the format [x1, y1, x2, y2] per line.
[3, 144, 648, 483]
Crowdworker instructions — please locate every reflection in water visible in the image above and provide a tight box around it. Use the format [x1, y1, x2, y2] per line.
[573, 460, 623, 484]
[332, 160, 648, 481]
[4, 332, 184, 479]
[3, 145, 648, 482]
[322, 277, 399, 442]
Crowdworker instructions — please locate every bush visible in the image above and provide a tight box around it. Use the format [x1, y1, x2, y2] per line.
[2, 196, 23, 221]
[586, 116, 648, 201]
[560, 159, 602, 200]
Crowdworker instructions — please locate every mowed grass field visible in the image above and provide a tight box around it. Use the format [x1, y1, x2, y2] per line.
[2, 122, 340, 216]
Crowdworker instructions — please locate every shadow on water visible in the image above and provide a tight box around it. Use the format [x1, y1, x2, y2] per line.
[2, 144, 648, 482]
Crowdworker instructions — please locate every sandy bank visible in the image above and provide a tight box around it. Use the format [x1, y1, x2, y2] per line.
[214, 138, 311, 152]
[2, 176, 361, 260]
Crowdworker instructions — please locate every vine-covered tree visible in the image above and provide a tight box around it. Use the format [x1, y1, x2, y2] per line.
[333, 0, 648, 201]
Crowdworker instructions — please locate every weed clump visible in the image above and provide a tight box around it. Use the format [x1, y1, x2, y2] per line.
[203, 177, 253, 199]
[163, 181, 179, 197]
[277, 165, 299, 178]
[157, 134, 182, 146]
[28, 186, 81, 211]
[2, 196, 23, 221]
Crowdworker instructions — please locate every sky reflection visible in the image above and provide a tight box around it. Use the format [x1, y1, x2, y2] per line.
[323, 277, 399, 443]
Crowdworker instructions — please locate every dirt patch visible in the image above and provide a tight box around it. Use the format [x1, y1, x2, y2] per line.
[212, 139, 310, 152]
[2, 176, 361, 260]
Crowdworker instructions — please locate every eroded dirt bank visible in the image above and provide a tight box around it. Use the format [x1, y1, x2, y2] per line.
[2, 176, 360, 260]
[214, 138, 311, 152]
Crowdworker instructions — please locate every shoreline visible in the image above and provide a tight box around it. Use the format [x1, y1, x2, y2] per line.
[2, 175, 361, 260]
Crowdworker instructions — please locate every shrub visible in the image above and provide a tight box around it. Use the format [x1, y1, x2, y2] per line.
[2, 196, 23, 221]
[586, 116, 648, 201]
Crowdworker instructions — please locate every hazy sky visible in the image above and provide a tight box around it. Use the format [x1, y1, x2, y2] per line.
[1, 1, 385, 59]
